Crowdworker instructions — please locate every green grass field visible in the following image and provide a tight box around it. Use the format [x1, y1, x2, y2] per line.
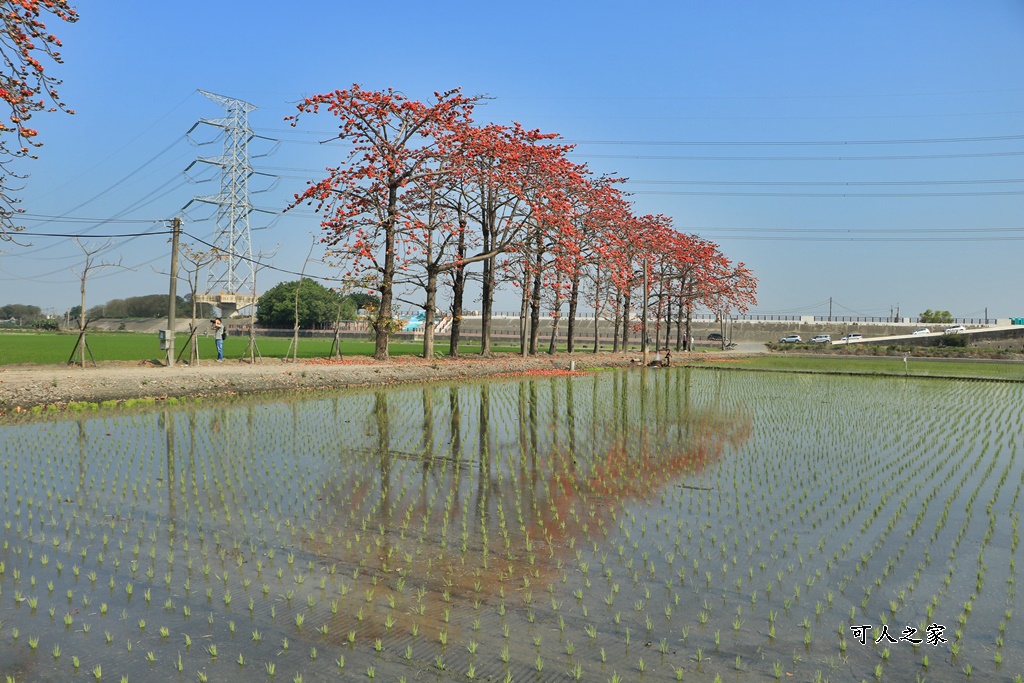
[709, 353, 1024, 381]
[4, 331, 1024, 383]
[0, 331, 518, 365]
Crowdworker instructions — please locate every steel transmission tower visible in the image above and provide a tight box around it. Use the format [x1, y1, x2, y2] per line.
[187, 90, 258, 318]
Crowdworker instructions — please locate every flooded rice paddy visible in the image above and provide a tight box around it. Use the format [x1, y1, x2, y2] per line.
[0, 368, 1020, 682]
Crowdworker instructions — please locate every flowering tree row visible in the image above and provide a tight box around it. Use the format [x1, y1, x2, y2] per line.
[288, 85, 756, 360]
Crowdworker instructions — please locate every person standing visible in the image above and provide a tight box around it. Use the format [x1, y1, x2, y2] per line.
[213, 318, 225, 362]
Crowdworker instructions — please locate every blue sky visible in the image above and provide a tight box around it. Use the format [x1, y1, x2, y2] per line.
[3, 1, 1023, 321]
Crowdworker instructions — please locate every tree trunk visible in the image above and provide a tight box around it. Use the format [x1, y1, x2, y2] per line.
[519, 270, 530, 357]
[448, 220, 467, 358]
[375, 277, 393, 361]
[612, 290, 621, 353]
[375, 190, 399, 361]
[479, 206, 496, 356]
[480, 254, 495, 356]
[79, 272, 87, 369]
[528, 263, 543, 356]
[422, 267, 439, 359]
[664, 298, 672, 352]
[190, 294, 199, 365]
[620, 291, 631, 353]
[567, 273, 580, 354]
[592, 263, 601, 354]
[292, 279, 302, 363]
[685, 306, 693, 352]
[548, 273, 562, 355]
[548, 313, 560, 354]
[675, 296, 684, 351]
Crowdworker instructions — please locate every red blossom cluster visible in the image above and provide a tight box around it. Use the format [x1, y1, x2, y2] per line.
[0, 0, 78, 234]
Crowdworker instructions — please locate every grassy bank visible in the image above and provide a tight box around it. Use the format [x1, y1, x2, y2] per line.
[703, 353, 1024, 381]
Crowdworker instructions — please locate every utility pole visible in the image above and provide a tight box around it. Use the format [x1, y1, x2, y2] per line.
[829, 297, 832, 322]
[166, 217, 182, 367]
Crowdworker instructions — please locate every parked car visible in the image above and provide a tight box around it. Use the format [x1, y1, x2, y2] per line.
[911, 328, 931, 335]
[778, 335, 802, 343]
[707, 333, 724, 342]
[840, 333, 862, 342]
[944, 325, 967, 335]
[809, 334, 831, 344]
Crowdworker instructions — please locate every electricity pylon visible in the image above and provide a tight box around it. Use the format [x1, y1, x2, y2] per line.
[186, 90, 258, 318]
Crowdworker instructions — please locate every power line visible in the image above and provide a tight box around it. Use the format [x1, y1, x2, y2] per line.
[255, 126, 1024, 143]
[573, 151, 1024, 162]
[27, 135, 187, 229]
[19, 214, 165, 224]
[686, 225, 1024, 234]
[180, 230, 358, 286]
[12, 230, 171, 238]
[701, 233, 1024, 242]
[633, 189, 1024, 198]
[629, 178, 1024, 187]
[568, 133, 1024, 146]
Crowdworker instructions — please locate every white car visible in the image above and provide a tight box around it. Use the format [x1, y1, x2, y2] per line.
[778, 335, 802, 343]
[944, 325, 967, 335]
[840, 333, 862, 342]
[911, 328, 930, 335]
[809, 334, 831, 344]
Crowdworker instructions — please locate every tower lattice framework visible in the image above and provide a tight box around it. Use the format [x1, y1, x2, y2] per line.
[190, 90, 258, 318]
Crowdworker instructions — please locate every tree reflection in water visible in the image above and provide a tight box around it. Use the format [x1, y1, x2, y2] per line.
[301, 368, 751, 644]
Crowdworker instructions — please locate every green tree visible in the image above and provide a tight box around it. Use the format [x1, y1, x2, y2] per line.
[182, 294, 217, 320]
[84, 294, 192, 319]
[256, 280, 351, 329]
[346, 292, 380, 312]
[0, 303, 42, 323]
[919, 309, 953, 324]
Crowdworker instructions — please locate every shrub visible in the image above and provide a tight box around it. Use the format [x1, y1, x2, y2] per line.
[939, 334, 968, 348]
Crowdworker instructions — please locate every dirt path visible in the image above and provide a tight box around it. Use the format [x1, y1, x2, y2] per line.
[0, 352, 661, 413]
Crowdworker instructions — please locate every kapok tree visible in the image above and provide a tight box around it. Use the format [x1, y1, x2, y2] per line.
[666, 236, 756, 350]
[396, 178, 463, 359]
[287, 86, 478, 360]
[452, 122, 577, 356]
[604, 213, 674, 353]
[0, 0, 78, 237]
[701, 258, 758, 345]
[574, 181, 634, 352]
[511, 156, 585, 356]
[558, 175, 627, 354]
[602, 212, 641, 352]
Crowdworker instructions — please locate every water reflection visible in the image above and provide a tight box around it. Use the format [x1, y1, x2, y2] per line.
[303, 369, 752, 623]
